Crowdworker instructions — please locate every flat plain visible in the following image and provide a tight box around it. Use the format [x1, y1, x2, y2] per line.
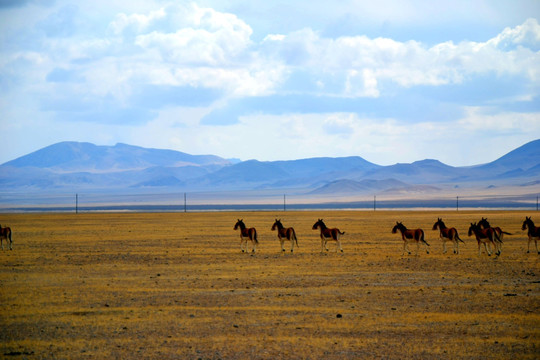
[0, 210, 539, 359]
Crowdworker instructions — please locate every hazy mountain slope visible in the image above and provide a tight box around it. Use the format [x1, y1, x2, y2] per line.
[188, 156, 381, 189]
[359, 159, 467, 183]
[475, 139, 540, 172]
[3, 142, 230, 171]
[274, 156, 380, 177]
[192, 160, 290, 187]
[0, 139, 538, 193]
[309, 179, 409, 195]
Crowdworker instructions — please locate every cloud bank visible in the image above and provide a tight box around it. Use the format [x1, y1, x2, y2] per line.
[0, 1, 539, 166]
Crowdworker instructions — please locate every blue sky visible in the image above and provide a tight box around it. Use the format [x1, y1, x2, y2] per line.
[1, 0, 539, 166]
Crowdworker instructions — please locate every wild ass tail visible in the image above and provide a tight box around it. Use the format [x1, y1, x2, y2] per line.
[292, 228, 299, 248]
[253, 229, 259, 244]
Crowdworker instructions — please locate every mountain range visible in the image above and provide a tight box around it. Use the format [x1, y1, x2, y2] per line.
[1, 140, 539, 199]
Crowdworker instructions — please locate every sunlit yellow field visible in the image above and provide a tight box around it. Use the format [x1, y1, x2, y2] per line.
[1, 211, 539, 359]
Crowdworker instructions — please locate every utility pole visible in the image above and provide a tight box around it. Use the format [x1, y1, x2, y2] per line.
[283, 194, 286, 212]
[75, 193, 78, 214]
[456, 196, 459, 211]
[374, 195, 376, 211]
[184, 192, 187, 213]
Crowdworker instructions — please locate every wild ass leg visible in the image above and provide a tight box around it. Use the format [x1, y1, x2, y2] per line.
[336, 239, 343, 253]
[484, 242, 492, 256]
[402, 241, 410, 255]
[240, 237, 246, 253]
[527, 236, 536, 253]
[531, 236, 540, 254]
[323, 238, 329, 252]
[442, 237, 447, 254]
[251, 239, 256, 253]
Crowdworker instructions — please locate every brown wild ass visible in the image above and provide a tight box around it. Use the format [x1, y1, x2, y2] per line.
[271, 219, 299, 253]
[0, 224, 12, 251]
[432, 218, 464, 254]
[478, 217, 509, 254]
[312, 219, 344, 253]
[468, 222, 501, 256]
[234, 219, 258, 253]
[392, 222, 430, 255]
[521, 216, 540, 254]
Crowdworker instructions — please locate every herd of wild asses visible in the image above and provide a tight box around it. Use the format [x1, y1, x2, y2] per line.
[235, 216, 540, 256]
[1, 216, 539, 256]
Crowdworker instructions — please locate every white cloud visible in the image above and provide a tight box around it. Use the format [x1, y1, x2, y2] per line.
[489, 18, 540, 50]
[132, 3, 253, 66]
[345, 69, 379, 97]
[458, 107, 540, 132]
[263, 19, 540, 95]
[0, 1, 539, 166]
[168, 109, 538, 166]
[109, 8, 166, 35]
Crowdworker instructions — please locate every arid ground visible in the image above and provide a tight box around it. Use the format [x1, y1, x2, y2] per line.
[1, 211, 539, 359]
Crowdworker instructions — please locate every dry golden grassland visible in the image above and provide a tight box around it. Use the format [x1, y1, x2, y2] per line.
[0, 210, 539, 359]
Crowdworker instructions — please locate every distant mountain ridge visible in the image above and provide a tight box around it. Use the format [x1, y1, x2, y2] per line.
[4, 142, 229, 171]
[0, 139, 539, 196]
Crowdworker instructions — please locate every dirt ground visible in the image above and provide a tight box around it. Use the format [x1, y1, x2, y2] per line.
[0, 211, 539, 359]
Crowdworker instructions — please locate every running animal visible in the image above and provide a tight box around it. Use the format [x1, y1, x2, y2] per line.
[234, 219, 258, 253]
[521, 216, 540, 254]
[271, 219, 299, 253]
[432, 218, 464, 254]
[0, 224, 12, 251]
[467, 222, 501, 256]
[312, 219, 345, 253]
[392, 222, 429, 255]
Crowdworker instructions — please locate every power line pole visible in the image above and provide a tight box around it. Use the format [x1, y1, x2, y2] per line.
[374, 195, 376, 211]
[456, 196, 459, 211]
[75, 193, 78, 214]
[283, 194, 286, 211]
[184, 192, 187, 213]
